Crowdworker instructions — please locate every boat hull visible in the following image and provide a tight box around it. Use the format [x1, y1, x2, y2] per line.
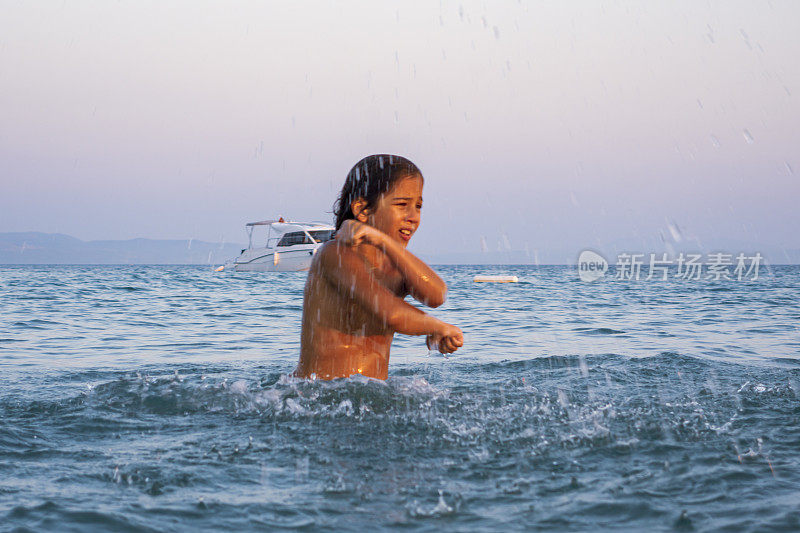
[232, 246, 318, 272]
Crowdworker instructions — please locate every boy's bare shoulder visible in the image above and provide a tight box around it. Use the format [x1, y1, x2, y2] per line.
[315, 239, 364, 267]
[312, 240, 366, 282]
[315, 240, 340, 265]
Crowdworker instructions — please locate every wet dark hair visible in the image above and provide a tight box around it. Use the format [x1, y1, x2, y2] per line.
[333, 154, 423, 230]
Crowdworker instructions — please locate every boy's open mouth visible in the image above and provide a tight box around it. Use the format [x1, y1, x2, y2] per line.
[398, 228, 413, 241]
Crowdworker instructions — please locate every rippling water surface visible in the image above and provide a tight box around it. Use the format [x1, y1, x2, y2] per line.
[2, 265, 799, 531]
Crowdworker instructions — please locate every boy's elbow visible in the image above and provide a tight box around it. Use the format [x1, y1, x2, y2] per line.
[426, 294, 445, 308]
[426, 287, 447, 308]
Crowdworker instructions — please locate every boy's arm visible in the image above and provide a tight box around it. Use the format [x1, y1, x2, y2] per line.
[336, 221, 447, 307]
[317, 242, 458, 338]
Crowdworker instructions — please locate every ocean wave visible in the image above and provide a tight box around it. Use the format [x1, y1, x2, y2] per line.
[572, 327, 627, 335]
[4, 358, 800, 530]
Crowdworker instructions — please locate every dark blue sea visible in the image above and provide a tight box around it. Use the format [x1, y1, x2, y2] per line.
[2, 264, 799, 531]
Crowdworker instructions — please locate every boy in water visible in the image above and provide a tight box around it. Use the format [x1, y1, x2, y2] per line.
[295, 155, 463, 380]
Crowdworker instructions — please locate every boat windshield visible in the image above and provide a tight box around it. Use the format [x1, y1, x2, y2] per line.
[308, 230, 334, 243]
[276, 229, 334, 247]
[277, 232, 312, 246]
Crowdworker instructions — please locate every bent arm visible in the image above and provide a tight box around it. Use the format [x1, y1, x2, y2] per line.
[318, 242, 449, 336]
[373, 235, 447, 307]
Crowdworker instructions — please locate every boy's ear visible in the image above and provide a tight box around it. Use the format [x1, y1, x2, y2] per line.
[351, 198, 369, 222]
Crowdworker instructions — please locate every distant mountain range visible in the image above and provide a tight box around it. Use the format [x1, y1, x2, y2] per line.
[2, 232, 797, 265]
[0, 232, 541, 265]
[0, 232, 244, 265]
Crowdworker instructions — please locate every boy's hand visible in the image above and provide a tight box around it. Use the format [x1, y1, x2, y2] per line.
[426, 324, 463, 355]
[336, 219, 384, 248]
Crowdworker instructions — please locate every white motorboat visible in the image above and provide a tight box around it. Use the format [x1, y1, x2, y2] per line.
[231, 219, 335, 272]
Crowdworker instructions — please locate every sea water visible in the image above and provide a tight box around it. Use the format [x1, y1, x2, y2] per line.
[1, 264, 799, 531]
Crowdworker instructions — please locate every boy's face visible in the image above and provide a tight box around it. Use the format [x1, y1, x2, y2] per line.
[362, 175, 423, 248]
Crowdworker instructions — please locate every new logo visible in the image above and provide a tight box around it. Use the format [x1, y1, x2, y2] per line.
[577, 250, 608, 282]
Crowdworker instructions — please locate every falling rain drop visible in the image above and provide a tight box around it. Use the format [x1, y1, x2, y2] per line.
[710, 135, 720, 148]
[785, 161, 794, 175]
[742, 129, 754, 144]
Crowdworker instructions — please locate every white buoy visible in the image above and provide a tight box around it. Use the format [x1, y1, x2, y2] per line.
[214, 265, 225, 272]
[473, 275, 518, 283]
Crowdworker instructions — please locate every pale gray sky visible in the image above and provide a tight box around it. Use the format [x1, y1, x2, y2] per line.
[1, 1, 798, 262]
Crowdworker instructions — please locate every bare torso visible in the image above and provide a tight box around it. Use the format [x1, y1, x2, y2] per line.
[295, 241, 406, 380]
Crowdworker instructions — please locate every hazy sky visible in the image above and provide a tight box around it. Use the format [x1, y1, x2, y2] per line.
[2, 1, 798, 261]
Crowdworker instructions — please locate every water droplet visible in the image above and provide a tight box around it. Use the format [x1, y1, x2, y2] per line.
[785, 161, 794, 175]
[579, 356, 589, 377]
[666, 220, 683, 242]
[557, 388, 569, 408]
[710, 135, 720, 148]
[742, 129, 754, 144]
[740, 28, 753, 50]
[493, 26, 500, 39]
